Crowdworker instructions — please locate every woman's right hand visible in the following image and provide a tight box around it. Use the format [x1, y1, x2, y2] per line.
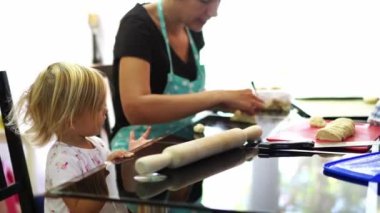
[217, 89, 264, 115]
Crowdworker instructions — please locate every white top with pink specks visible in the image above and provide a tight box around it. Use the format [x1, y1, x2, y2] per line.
[44, 136, 110, 213]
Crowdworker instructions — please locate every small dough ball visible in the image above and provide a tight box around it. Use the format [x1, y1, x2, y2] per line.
[271, 86, 281, 90]
[309, 116, 326, 128]
[193, 123, 205, 134]
[0, 116, 3, 129]
[363, 97, 379, 105]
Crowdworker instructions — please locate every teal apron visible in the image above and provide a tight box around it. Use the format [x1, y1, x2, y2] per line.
[111, 0, 205, 150]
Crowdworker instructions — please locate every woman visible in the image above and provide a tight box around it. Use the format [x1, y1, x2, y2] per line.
[111, 0, 264, 150]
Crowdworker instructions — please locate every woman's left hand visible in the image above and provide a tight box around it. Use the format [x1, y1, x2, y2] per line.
[128, 126, 152, 150]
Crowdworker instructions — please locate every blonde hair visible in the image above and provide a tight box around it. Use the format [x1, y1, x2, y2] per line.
[11, 62, 106, 146]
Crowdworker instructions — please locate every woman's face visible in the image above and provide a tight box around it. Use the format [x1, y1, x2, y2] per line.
[180, 0, 221, 31]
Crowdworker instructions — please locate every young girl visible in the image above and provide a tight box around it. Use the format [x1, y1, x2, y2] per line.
[10, 62, 149, 212]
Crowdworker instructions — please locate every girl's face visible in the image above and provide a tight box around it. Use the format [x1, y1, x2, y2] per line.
[72, 103, 108, 137]
[180, 0, 221, 31]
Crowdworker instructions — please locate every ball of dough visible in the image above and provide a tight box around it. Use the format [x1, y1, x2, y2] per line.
[309, 116, 326, 128]
[230, 110, 256, 124]
[193, 123, 205, 134]
[0, 116, 3, 129]
[363, 97, 379, 105]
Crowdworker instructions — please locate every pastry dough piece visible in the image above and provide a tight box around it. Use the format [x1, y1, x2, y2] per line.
[230, 110, 256, 124]
[316, 118, 355, 141]
[309, 116, 326, 128]
[193, 123, 205, 134]
[363, 97, 379, 104]
[0, 116, 3, 129]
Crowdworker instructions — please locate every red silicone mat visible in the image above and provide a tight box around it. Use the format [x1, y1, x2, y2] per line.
[266, 120, 380, 152]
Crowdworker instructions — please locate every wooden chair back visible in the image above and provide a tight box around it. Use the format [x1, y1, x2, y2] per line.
[0, 70, 36, 212]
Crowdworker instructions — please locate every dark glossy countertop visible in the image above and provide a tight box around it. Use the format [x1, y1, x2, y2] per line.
[46, 110, 380, 212]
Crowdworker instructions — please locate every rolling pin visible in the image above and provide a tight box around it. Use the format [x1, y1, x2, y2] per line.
[135, 125, 262, 175]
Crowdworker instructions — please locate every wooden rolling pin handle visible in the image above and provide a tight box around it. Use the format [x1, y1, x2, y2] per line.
[135, 153, 171, 175]
[243, 125, 262, 141]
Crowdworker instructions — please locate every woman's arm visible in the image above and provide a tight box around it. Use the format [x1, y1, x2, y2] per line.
[119, 57, 264, 125]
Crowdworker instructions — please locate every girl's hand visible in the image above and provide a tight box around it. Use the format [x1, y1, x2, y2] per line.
[107, 150, 134, 161]
[107, 127, 152, 160]
[129, 126, 152, 150]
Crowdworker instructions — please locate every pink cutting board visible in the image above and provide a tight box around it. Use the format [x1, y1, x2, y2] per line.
[266, 120, 380, 152]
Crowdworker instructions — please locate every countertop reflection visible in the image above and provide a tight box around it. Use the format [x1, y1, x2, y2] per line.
[45, 111, 380, 212]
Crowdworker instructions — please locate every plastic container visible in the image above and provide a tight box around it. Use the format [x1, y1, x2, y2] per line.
[256, 89, 291, 112]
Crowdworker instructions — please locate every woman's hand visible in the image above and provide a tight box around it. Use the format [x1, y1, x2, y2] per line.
[129, 126, 152, 150]
[218, 89, 265, 115]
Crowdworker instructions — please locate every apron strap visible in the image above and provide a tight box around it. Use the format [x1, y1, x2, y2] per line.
[157, 0, 201, 73]
[157, 0, 174, 74]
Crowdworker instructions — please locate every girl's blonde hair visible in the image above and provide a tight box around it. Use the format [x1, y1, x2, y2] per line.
[11, 62, 106, 146]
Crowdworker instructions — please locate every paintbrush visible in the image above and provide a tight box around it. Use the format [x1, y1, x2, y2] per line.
[88, 13, 102, 64]
[251, 81, 257, 92]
